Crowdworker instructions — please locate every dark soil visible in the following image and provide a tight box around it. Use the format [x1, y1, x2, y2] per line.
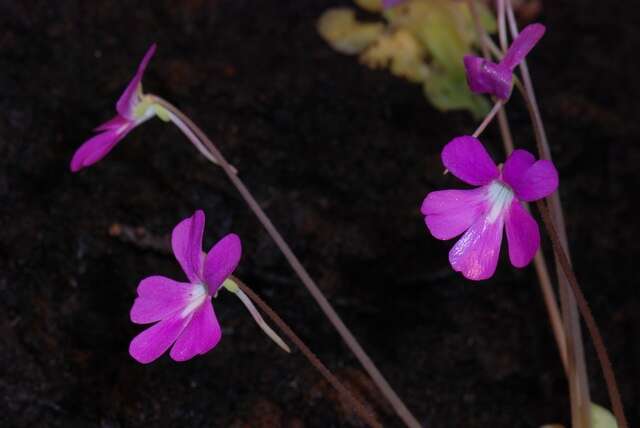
[1, 1, 638, 427]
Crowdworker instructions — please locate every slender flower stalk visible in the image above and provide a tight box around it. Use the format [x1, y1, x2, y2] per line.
[232, 276, 382, 428]
[536, 201, 628, 428]
[146, 95, 423, 428]
[467, 0, 568, 375]
[503, 2, 593, 426]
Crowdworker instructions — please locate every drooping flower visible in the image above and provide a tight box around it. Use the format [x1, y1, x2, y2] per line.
[129, 210, 241, 363]
[70, 44, 168, 172]
[463, 23, 545, 100]
[421, 136, 558, 280]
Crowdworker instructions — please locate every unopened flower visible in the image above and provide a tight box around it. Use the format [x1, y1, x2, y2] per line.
[70, 44, 169, 172]
[421, 136, 558, 280]
[129, 211, 241, 363]
[463, 23, 545, 100]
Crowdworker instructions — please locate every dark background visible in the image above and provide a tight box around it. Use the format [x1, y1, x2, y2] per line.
[1, 1, 638, 427]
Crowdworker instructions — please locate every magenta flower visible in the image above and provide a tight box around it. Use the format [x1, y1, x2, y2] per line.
[71, 44, 162, 172]
[129, 210, 241, 363]
[421, 136, 558, 280]
[463, 23, 545, 100]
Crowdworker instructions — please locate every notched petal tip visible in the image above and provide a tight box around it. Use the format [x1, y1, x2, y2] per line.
[442, 135, 499, 186]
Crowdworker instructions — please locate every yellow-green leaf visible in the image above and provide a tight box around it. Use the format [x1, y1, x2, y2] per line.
[317, 8, 384, 55]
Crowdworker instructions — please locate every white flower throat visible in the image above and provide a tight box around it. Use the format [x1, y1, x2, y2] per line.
[486, 180, 514, 223]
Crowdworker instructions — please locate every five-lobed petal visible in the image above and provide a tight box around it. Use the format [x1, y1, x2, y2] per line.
[422, 136, 558, 280]
[129, 211, 240, 363]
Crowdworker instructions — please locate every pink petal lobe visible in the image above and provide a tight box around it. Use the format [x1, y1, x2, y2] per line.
[442, 136, 499, 186]
[130, 276, 197, 324]
[421, 188, 488, 240]
[170, 298, 221, 362]
[203, 234, 242, 293]
[463, 55, 513, 100]
[500, 24, 546, 70]
[449, 213, 505, 281]
[171, 210, 206, 283]
[505, 201, 539, 268]
[70, 125, 132, 172]
[94, 115, 129, 131]
[129, 311, 192, 364]
[502, 150, 558, 202]
[116, 43, 157, 119]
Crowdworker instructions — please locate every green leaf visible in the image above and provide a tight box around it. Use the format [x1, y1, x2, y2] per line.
[317, 8, 385, 55]
[423, 68, 489, 119]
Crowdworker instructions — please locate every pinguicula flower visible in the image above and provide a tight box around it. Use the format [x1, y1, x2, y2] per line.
[463, 23, 545, 100]
[129, 210, 288, 363]
[421, 136, 558, 280]
[70, 43, 169, 172]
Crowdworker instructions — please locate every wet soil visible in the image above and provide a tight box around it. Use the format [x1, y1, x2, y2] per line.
[1, 1, 638, 427]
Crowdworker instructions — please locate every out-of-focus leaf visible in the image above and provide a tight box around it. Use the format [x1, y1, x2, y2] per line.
[423, 68, 489, 118]
[361, 30, 429, 82]
[317, 8, 385, 55]
[591, 403, 618, 428]
[413, 1, 469, 72]
[354, 0, 383, 12]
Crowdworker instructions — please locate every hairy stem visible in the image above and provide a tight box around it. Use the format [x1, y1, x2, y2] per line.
[504, 2, 592, 426]
[536, 202, 628, 428]
[231, 276, 382, 428]
[147, 95, 422, 428]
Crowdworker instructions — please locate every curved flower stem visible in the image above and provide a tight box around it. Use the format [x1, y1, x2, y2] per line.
[230, 276, 382, 428]
[504, 2, 592, 426]
[472, 100, 503, 138]
[222, 279, 291, 353]
[536, 201, 628, 428]
[468, 0, 568, 376]
[147, 94, 422, 428]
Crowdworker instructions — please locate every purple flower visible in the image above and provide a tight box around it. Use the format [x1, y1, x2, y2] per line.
[463, 23, 545, 100]
[421, 136, 558, 280]
[129, 210, 241, 363]
[71, 44, 159, 172]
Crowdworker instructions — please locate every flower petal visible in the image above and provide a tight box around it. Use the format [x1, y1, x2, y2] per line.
[129, 311, 192, 364]
[171, 210, 206, 283]
[94, 115, 129, 132]
[442, 136, 499, 186]
[130, 276, 198, 324]
[116, 43, 157, 119]
[505, 201, 539, 268]
[449, 213, 505, 281]
[203, 234, 242, 293]
[421, 187, 488, 240]
[500, 23, 545, 70]
[170, 298, 222, 362]
[463, 56, 512, 100]
[70, 125, 132, 172]
[502, 149, 558, 201]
